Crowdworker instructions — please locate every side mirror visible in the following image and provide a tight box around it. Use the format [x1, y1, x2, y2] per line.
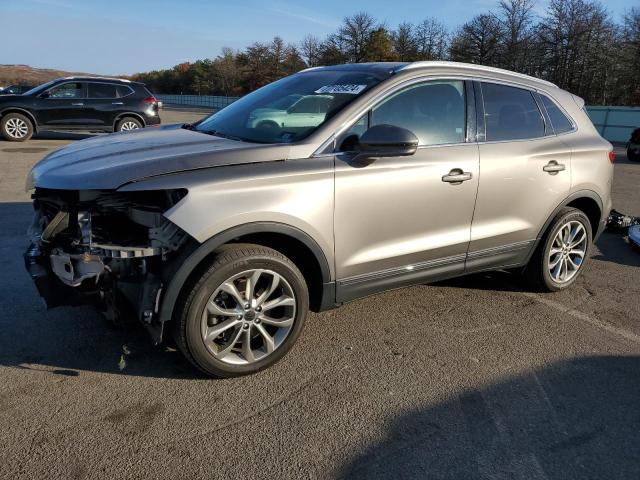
[39, 92, 50, 99]
[355, 124, 418, 161]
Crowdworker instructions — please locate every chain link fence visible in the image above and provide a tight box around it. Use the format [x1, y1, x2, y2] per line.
[585, 107, 639, 143]
[156, 94, 240, 110]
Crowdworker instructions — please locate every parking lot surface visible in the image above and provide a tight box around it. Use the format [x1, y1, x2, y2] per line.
[1, 110, 639, 479]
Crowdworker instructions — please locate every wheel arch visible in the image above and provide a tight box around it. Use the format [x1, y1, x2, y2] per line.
[0, 108, 38, 133]
[524, 190, 603, 265]
[159, 222, 334, 325]
[113, 112, 146, 130]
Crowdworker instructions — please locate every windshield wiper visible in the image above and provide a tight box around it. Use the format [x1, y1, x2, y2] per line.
[201, 129, 249, 143]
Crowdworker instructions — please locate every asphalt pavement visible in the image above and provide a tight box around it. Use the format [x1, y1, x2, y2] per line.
[1, 110, 639, 479]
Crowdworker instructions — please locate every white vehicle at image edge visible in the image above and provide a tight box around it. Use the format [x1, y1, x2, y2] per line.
[23, 61, 613, 377]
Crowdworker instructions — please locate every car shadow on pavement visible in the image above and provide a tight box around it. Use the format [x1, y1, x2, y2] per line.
[33, 131, 96, 141]
[0, 202, 207, 380]
[338, 355, 640, 480]
[594, 232, 640, 268]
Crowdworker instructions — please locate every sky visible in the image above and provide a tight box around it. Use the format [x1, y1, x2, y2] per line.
[0, 0, 634, 75]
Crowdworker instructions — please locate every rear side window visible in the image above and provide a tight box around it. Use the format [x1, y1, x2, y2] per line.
[371, 80, 466, 145]
[540, 95, 574, 134]
[88, 83, 118, 99]
[481, 83, 545, 141]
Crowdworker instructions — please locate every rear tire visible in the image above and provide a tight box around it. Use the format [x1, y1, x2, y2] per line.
[174, 244, 309, 378]
[1, 113, 33, 142]
[627, 146, 640, 162]
[116, 117, 142, 132]
[524, 207, 592, 292]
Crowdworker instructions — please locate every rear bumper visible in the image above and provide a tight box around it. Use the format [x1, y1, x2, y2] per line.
[145, 114, 161, 126]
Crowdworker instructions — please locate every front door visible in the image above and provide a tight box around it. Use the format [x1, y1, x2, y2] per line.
[36, 81, 88, 127]
[333, 79, 480, 301]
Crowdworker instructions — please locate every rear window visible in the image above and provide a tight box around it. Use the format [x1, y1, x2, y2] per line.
[481, 82, 545, 141]
[541, 95, 574, 134]
[88, 83, 118, 99]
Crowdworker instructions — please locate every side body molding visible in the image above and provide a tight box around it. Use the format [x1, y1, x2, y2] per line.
[158, 222, 333, 323]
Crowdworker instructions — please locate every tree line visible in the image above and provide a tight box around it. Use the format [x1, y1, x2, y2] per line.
[131, 0, 640, 106]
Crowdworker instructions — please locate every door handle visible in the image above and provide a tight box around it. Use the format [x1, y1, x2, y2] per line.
[543, 160, 565, 174]
[112, 102, 123, 105]
[442, 168, 473, 185]
[71, 102, 84, 106]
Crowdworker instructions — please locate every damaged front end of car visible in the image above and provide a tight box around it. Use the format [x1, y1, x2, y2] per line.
[24, 188, 190, 344]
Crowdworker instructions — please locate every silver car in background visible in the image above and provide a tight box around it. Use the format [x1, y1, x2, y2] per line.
[24, 61, 613, 377]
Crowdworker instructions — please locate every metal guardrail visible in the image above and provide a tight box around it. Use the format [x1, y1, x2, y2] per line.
[156, 94, 239, 110]
[585, 106, 639, 143]
[156, 95, 637, 143]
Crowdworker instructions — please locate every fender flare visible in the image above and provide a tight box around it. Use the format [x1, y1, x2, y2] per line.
[524, 189, 604, 264]
[0, 107, 38, 133]
[158, 221, 332, 323]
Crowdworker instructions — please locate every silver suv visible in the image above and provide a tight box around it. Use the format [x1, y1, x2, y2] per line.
[24, 62, 613, 377]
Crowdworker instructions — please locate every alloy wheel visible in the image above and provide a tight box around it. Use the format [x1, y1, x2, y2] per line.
[120, 121, 139, 131]
[200, 269, 297, 365]
[5, 117, 28, 139]
[548, 220, 587, 283]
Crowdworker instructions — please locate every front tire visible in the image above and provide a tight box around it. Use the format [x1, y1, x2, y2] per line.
[174, 244, 309, 377]
[524, 207, 592, 292]
[1, 113, 33, 142]
[116, 117, 142, 132]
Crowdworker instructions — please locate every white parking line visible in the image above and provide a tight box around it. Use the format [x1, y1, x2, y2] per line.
[521, 292, 640, 345]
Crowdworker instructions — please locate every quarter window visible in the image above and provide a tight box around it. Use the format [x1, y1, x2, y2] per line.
[116, 85, 134, 98]
[540, 95, 574, 134]
[88, 83, 118, 99]
[48, 82, 83, 99]
[481, 83, 545, 141]
[371, 80, 466, 146]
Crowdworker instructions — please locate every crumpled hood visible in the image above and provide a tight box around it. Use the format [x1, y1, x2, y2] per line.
[27, 125, 290, 190]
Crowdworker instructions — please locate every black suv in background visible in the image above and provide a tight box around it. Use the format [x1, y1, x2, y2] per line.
[0, 77, 161, 141]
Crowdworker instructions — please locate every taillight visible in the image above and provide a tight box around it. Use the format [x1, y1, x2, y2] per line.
[143, 96, 158, 104]
[608, 151, 615, 163]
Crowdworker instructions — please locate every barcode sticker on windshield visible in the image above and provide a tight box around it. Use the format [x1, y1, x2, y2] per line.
[315, 84, 367, 95]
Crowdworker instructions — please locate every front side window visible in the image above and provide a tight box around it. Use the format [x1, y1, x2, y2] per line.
[371, 80, 466, 146]
[195, 69, 390, 144]
[540, 94, 574, 134]
[481, 83, 545, 141]
[48, 82, 83, 99]
[88, 83, 118, 99]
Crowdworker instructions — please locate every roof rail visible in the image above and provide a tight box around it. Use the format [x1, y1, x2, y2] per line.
[398, 61, 557, 88]
[61, 76, 132, 83]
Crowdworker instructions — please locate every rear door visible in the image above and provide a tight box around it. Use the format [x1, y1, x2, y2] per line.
[85, 82, 124, 128]
[467, 81, 571, 271]
[36, 81, 87, 127]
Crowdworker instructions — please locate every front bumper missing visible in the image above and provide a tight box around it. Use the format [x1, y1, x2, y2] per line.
[23, 243, 97, 308]
[23, 242, 165, 344]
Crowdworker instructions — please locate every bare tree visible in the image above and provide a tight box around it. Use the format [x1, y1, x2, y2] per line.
[495, 0, 536, 71]
[415, 18, 449, 60]
[337, 12, 377, 62]
[449, 14, 502, 64]
[392, 22, 418, 61]
[300, 34, 322, 67]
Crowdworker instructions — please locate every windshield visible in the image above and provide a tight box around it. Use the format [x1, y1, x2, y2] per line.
[23, 79, 59, 96]
[195, 69, 388, 144]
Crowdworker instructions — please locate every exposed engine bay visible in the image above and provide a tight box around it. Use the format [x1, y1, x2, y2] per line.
[24, 188, 190, 343]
